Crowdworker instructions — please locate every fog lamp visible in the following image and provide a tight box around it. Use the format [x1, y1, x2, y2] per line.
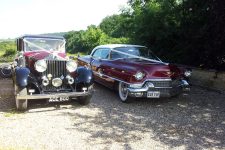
[135, 92, 143, 97]
[42, 76, 49, 86]
[66, 75, 74, 85]
[52, 78, 62, 87]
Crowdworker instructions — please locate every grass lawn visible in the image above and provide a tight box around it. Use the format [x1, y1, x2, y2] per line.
[0, 50, 14, 63]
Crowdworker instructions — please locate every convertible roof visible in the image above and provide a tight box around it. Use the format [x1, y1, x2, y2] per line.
[18, 34, 65, 40]
[94, 44, 147, 49]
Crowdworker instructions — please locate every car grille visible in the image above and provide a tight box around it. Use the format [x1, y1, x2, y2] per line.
[149, 80, 171, 87]
[41, 60, 71, 92]
[145, 80, 182, 88]
[145, 80, 182, 96]
[44, 60, 67, 78]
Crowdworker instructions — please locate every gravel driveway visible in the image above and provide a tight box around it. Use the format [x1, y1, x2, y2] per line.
[0, 79, 225, 150]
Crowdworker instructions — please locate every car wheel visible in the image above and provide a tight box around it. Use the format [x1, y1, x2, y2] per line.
[15, 86, 28, 111]
[0, 65, 12, 78]
[118, 82, 131, 103]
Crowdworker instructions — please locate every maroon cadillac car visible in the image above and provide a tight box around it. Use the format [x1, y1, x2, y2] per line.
[12, 35, 94, 110]
[77, 44, 191, 102]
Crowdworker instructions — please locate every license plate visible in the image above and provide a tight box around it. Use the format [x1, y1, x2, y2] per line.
[49, 96, 69, 102]
[147, 91, 160, 98]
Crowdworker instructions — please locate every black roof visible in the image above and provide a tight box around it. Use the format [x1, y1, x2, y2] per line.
[18, 34, 65, 40]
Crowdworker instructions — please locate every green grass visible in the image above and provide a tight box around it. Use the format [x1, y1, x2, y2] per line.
[0, 50, 14, 63]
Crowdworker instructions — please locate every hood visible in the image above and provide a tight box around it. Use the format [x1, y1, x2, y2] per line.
[23, 51, 67, 61]
[116, 58, 182, 79]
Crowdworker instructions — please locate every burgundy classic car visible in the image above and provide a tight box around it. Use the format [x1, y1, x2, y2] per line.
[77, 44, 191, 102]
[12, 35, 93, 110]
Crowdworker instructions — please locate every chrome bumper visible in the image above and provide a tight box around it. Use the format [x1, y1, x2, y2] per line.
[16, 91, 92, 100]
[127, 80, 190, 98]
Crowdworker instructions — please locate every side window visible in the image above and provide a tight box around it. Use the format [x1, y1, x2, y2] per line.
[100, 49, 110, 59]
[92, 48, 110, 59]
[92, 49, 102, 59]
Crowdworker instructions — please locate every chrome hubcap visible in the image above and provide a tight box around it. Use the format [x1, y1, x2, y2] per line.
[119, 82, 128, 101]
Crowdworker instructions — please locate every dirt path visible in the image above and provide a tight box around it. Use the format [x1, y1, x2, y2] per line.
[0, 79, 225, 150]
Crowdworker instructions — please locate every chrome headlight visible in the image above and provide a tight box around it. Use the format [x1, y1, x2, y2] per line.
[134, 71, 145, 80]
[52, 78, 62, 87]
[184, 70, 192, 77]
[66, 61, 77, 72]
[35, 60, 47, 72]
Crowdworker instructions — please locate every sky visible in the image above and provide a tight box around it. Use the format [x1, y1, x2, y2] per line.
[0, 0, 128, 39]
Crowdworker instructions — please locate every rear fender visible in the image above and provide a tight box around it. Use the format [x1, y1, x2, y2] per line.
[15, 67, 30, 87]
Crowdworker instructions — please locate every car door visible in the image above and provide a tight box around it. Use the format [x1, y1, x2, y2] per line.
[90, 48, 114, 88]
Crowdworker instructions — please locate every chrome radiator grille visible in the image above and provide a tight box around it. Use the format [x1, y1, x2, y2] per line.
[145, 80, 182, 88]
[41, 60, 71, 92]
[145, 80, 182, 96]
[43, 60, 67, 78]
[146, 80, 171, 88]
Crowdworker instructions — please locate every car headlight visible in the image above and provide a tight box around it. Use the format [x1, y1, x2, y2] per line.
[66, 60, 77, 72]
[35, 60, 47, 72]
[184, 70, 192, 77]
[134, 71, 145, 80]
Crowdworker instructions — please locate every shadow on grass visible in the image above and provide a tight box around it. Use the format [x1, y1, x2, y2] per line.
[62, 83, 225, 149]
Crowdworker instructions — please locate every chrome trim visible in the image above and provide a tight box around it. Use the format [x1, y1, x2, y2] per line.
[16, 91, 91, 100]
[93, 71, 172, 86]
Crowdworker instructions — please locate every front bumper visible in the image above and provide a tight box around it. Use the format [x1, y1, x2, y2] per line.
[127, 79, 190, 98]
[16, 91, 92, 100]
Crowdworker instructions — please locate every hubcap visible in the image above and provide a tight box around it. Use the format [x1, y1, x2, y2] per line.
[119, 82, 128, 101]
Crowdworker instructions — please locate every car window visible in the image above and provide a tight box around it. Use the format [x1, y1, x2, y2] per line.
[111, 47, 140, 60]
[111, 47, 160, 61]
[92, 48, 110, 59]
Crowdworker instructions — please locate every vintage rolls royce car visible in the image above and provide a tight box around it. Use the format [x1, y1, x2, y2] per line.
[13, 35, 93, 110]
[77, 44, 191, 102]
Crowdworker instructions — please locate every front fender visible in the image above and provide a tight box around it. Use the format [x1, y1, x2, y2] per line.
[15, 67, 30, 87]
[75, 67, 93, 86]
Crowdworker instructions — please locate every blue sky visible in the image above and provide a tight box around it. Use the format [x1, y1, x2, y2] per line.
[0, 0, 128, 39]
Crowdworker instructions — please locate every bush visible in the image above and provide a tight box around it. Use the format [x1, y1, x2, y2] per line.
[3, 48, 16, 57]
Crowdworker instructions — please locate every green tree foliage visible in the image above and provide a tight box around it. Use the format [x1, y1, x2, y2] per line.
[64, 25, 130, 54]
[99, 14, 133, 38]
[124, 0, 225, 70]
[65, 0, 224, 70]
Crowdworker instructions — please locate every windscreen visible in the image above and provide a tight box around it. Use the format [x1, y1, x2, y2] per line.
[111, 47, 160, 61]
[23, 38, 66, 52]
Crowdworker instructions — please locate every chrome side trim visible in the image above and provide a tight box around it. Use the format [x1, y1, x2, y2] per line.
[93, 71, 172, 85]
